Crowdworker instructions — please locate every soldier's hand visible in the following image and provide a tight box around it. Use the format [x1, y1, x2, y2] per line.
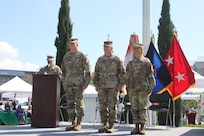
[117, 85, 121, 92]
[63, 85, 66, 91]
[147, 90, 151, 94]
[95, 86, 98, 92]
[82, 85, 87, 90]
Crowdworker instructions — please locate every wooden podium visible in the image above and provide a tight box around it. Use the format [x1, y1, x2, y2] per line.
[31, 74, 61, 128]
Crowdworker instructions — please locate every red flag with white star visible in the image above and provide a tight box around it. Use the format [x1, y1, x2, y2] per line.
[164, 35, 195, 100]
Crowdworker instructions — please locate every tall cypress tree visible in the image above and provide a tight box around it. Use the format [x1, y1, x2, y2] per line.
[158, 0, 174, 59]
[55, 0, 72, 67]
[157, 0, 181, 127]
[55, 0, 73, 121]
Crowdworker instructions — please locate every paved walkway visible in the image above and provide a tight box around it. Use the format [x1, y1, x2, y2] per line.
[0, 122, 203, 136]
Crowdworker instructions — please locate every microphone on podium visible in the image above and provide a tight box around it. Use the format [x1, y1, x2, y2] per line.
[35, 67, 41, 75]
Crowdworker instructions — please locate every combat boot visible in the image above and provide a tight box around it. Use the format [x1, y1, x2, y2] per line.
[73, 117, 82, 131]
[140, 123, 146, 135]
[106, 122, 114, 133]
[65, 118, 76, 131]
[131, 123, 140, 135]
[98, 122, 109, 133]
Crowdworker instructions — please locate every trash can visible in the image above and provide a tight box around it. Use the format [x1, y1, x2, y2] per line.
[186, 113, 196, 124]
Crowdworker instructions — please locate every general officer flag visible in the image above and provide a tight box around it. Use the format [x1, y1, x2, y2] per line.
[164, 35, 195, 100]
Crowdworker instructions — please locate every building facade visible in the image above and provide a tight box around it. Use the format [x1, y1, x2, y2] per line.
[190, 56, 204, 76]
[0, 69, 35, 86]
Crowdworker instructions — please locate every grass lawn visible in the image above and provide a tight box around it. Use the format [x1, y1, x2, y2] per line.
[0, 125, 18, 128]
[0, 125, 8, 128]
[185, 124, 204, 128]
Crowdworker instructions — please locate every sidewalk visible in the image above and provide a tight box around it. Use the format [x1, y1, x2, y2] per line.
[0, 122, 203, 136]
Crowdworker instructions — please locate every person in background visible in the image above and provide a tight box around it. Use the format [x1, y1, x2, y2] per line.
[27, 105, 32, 118]
[4, 100, 11, 111]
[16, 104, 26, 124]
[61, 38, 92, 131]
[93, 40, 125, 133]
[12, 100, 17, 110]
[28, 97, 32, 106]
[125, 43, 155, 135]
[0, 102, 4, 110]
[38, 55, 62, 76]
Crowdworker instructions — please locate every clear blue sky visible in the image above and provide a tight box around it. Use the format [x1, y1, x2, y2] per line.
[0, 0, 204, 71]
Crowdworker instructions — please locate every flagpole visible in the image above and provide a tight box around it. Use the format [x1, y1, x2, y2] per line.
[143, 0, 151, 126]
[143, 0, 151, 55]
[173, 100, 175, 127]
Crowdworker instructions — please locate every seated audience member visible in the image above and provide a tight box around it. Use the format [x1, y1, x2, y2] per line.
[27, 105, 32, 118]
[4, 100, 11, 111]
[0, 102, 4, 110]
[16, 104, 26, 124]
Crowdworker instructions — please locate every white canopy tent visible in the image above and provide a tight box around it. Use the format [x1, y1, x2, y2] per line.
[181, 94, 200, 101]
[180, 71, 204, 124]
[83, 85, 100, 123]
[84, 85, 97, 98]
[185, 88, 204, 95]
[191, 71, 204, 89]
[181, 71, 204, 99]
[0, 76, 32, 100]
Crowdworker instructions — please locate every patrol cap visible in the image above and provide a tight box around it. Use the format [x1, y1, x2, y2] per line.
[104, 40, 113, 47]
[132, 43, 144, 49]
[70, 38, 78, 44]
[47, 55, 54, 60]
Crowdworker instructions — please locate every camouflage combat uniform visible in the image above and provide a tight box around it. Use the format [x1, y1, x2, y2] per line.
[61, 50, 92, 127]
[125, 56, 155, 124]
[93, 54, 125, 132]
[38, 65, 62, 75]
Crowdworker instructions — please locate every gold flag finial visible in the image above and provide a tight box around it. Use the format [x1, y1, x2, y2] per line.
[151, 32, 155, 43]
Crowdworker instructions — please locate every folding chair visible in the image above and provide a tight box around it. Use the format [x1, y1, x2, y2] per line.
[118, 94, 132, 127]
[117, 94, 126, 127]
[148, 91, 172, 129]
[59, 94, 68, 121]
[93, 98, 100, 126]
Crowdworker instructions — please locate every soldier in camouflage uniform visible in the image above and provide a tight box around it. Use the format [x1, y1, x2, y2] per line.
[93, 40, 125, 133]
[61, 38, 92, 131]
[38, 55, 62, 75]
[125, 43, 155, 135]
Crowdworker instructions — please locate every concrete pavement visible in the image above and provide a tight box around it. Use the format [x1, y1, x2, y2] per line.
[0, 122, 203, 136]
